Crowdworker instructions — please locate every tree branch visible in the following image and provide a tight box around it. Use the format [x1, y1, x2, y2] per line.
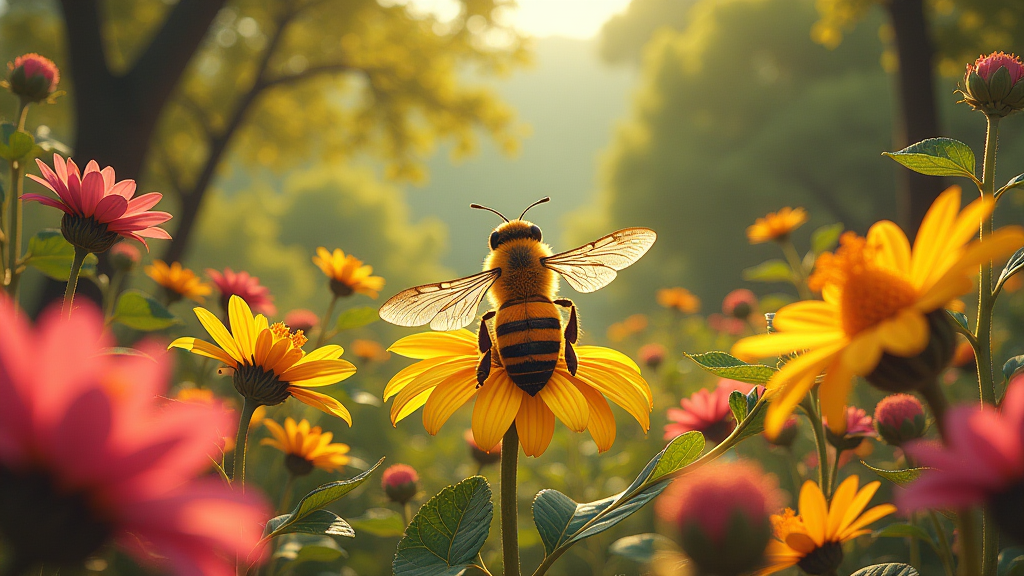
[257, 63, 357, 91]
[58, 0, 112, 97]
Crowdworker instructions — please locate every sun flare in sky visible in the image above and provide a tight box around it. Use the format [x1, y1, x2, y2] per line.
[401, 0, 633, 39]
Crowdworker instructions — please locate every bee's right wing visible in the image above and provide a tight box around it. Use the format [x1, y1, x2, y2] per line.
[378, 268, 502, 331]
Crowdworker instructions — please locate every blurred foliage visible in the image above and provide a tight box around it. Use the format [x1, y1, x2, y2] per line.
[598, 0, 697, 65]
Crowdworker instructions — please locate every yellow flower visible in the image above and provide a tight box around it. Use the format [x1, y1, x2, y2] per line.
[759, 477, 896, 575]
[145, 260, 212, 303]
[261, 417, 351, 474]
[313, 247, 385, 299]
[170, 295, 356, 424]
[747, 207, 808, 244]
[657, 287, 701, 313]
[733, 187, 1024, 437]
[384, 330, 653, 457]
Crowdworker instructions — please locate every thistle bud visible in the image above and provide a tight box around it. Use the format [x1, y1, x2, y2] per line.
[465, 430, 501, 467]
[866, 309, 956, 393]
[382, 464, 419, 505]
[638, 343, 666, 370]
[961, 52, 1024, 117]
[109, 242, 141, 272]
[6, 53, 59, 103]
[874, 394, 927, 446]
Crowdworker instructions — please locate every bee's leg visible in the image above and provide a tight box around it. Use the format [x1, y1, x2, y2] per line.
[554, 298, 579, 375]
[477, 311, 496, 387]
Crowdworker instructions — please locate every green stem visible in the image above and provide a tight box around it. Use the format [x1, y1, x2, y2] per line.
[232, 399, 259, 491]
[315, 295, 339, 347]
[780, 238, 813, 300]
[278, 474, 296, 514]
[103, 269, 125, 321]
[930, 510, 956, 576]
[500, 425, 520, 576]
[909, 510, 921, 570]
[473, 552, 494, 576]
[803, 392, 831, 495]
[828, 447, 842, 501]
[5, 162, 24, 298]
[404, 502, 413, 526]
[62, 247, 88, 318]
[976, 115, 1000, 407]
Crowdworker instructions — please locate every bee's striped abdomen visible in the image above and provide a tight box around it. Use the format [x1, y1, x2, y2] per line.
[496, 295, 562, 396]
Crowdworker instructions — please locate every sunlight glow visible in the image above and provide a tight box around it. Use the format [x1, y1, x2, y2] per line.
[401, 0, 633, 39]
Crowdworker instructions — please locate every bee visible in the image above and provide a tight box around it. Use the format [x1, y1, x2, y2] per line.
[379, 198, 656, 396]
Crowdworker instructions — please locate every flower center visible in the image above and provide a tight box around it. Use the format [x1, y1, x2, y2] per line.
[232, 364, 291, 406]
[270, 322, 307, 348]
[796, 541, 843, 575]
[0, 466, 112, 571]
[330, 278, 355, 297]
[284, 453, 315, 477]
[61, 214, 119, 254]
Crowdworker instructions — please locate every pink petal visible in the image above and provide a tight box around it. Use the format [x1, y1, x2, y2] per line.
[93, 194, 129, 224]
[78, 171, 106, 217]
[125, 192, 163, 215]
[21, 193, 72, 214]
[53, 153, 68, 183]
[83, 160, 100, 175]
[34, 158, 66, 197]
[100, 165, 115, 189]
[108, 212, 172, 232]
[120, 232, 150, 251]
[110, 179, 136, 199]
[135, 226, 171, 239]
[66, 157, 81, 180]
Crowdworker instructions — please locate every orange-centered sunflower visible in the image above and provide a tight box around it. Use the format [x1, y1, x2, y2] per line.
[145, 260, 212, 303]
[313, 247, 385, 299]
[384, 330, 652, 457]
[758, 477, 895, 575]
[733, 187, 1024, 437]
[262, 417, 351, 475]
[747, 207, 808, 244]
[170, 295, 356, 423]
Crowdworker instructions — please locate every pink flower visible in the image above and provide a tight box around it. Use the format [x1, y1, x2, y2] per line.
[206, 268, 276, 316]
[638, 343, 666, 369]
[109, 241, 141, 270]
[665, 379, 753, 443]
[723, 289, 757, 320]
[708, 313, 745, 336]
[382, 464, 419, 504]
[825, 406, 875, 437]
[0, 296, 269, 574]
[24, 154, 171, 252]
[970, 51, 1024, 84]
[284, 309, 319, 333]
[874, 394, 927, 446]
[6, 53, 59, 102]
[900, 379, 1024, 543]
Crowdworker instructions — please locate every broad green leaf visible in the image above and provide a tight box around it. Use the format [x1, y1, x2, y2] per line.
[1003, 356, 1024, 382]
[348, 508, 405, 537]
[730, 397, 768, 442]
[271, 538, 346, 574]
[1000, 174, 1024, 197]
[873, 523, 938, 549]
[23, 229, 98, 280]
[997, 248, 1024, 292]
[267, 458, 383, 539]
[393, 476, 492, 576]
[946, 310, 970, 332]
[649, 432, 705, 484]
[264, 509, 354, 539]
[811, 223, 844, 254]
[861, 462, 929, 486]
[112, 290, 179, 331]
[883, 138, 976, 179]
[279, 544, 345, 564]
[335, 306, 379, 331]
[850, 563, 919, 576]
[0, 128, 34, 161]
[685, 352, 777, 384]
[608, 533, 676, 563]
[742, 259, 792, 283]
[729, 390, 747, 425]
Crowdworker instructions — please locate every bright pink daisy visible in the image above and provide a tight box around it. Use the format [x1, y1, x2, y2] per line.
[0, 296, 269, 575]
[900, 379, 1024, 543]
[24, 154, 171, 252]
[665, 379, 754, 443]
[206, 267, 276, 316]
[824, 405, 875, 437]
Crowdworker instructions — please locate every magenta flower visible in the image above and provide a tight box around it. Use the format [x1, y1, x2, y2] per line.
[206, 267, 276, 316]
[824, 405, 875, 437]
[24, 154, 171, 252]
[382, 464, 419, 505]
[665, 379, 753, 443]
[874, 393, 927, 446]
[0, 296, 269, 574]
[6, 53, 59, 102]
[723, 289, 757, 320]
[900, 379, 1024, 542]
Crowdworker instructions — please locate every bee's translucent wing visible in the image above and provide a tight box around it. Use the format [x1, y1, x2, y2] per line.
[378, 268, 502, 331]
[541, 227, 656, 293]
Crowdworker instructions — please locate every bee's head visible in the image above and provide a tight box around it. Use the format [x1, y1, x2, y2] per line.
[471, 197, 549, 251]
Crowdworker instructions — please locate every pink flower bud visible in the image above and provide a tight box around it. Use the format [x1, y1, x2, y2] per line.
[723, 289, 757, 320]
[382, 464, 419, 504]
[962, 52, 1024, 116]
[464, 430, 501, 467]
[874, 393, 927, 446]
[6, 53, 59, 103]
[638, 343, 666, 370]
[109, 241, 141, 271]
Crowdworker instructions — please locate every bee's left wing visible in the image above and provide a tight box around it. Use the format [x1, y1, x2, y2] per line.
[541, 227, 656, 293]
[378, 268, 502, 331]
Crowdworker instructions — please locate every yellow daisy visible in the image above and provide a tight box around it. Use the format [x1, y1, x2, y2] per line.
[313, 247, 385, 299]
[747, 207, 808, 244]
[733, 187, 1024, 437]
[758, 477, 896, 575]
[145, 260, 212, 303]
[169, 295, 356, 424]
[262, 417, 351, 474]
[384, 330, 653, 457]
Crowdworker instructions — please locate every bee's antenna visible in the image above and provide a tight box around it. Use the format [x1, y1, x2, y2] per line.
[519, 197, 550, 220]
[470, 203, 510, 223]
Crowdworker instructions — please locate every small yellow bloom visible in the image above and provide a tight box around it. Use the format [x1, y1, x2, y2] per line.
[313, 247, 385, 299]
[657, 287, 701, 314]
[733, 187, 1024, 438]
[262, 417, 351, 474]
[747, 207, 808, 244]
[170, 295, 357, 424]
[384, 330, 653, 457]
[146, 260, 212, 303]
[759, 477, 896, 575]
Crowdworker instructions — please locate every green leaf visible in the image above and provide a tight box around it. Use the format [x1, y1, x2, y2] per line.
[861, 462, 929, 486]
[23, 230, 98, 280]
[649, 432, 705, 484]
[264, 509, 355, 539]
[873, 523, 938, 548]
[393, 476, 492, 576]
[266, 457, 383, 540]
[883, 138, 976, 179]
[112, 290, 179, 331]
[685, 352, 777, 384]
[997, 248, 1024, 291]
[850, 563, 920, 576]
[1003, 356, 1024, 382]
[729, 390, 748, 425]
[742, 259, 793, 283]
[278, 543, 345, 564]
[608, 533, 675, 563]
[335, 306, 380, 331]
[348, 508, 405, 538]
[0, 128, 35, 161]
[947, 310, 970, 332]
[811, 223, 844, 254]
[998, 546, 1024, 576]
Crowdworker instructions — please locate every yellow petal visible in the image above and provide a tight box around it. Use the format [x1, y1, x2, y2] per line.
[575, 363, 651, 430]
[194, 306, 243, 363]
[538, 372, 589, 432]
[911, 186, 962, 284]
[841, 332, 884, 375]
[254, 330, 273, 366]
[391, 358, 477, 421]
[297, 345, 345, 363]
[575, 345, 641, 374]
[572, 378, 616, 452]
[820, 356, 855, 436]
[876, 309, 929, 357]
[472, 372, 523, 452]
[263, 418, 286, 442]
[772, 301, 841, 332]
[577, 357, 653, 406]
[918, 227, 1024, 308]
[394, 388, 434, 425]
[383, 356, 452, 401]
[839, 504, 897, 541]
[422, 370, 479, 434]
[763, 341, 846, 438]
[168, 337, 236, 366]
[280, 359, 357, 384]
[288, 388, 352, 425]
[867, 220, 911, 275]
[388, 330, 478, 359]
[798, 481, 828, 547]
[732, 331, 846, 361]
[838, 479, 879, 534]
[516, 393, 555, 457]
[826, 475, 859, 540]
[228, 296, 256, 362]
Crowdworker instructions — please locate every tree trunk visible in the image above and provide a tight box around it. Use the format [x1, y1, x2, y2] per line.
[886, 0, 946, 235]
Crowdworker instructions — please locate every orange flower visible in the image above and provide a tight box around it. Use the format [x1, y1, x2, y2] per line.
[657, 287, 701, 313]
[747, 207, 807, 244]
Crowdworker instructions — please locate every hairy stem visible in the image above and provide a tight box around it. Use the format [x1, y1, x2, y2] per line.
[232, 398, 259, 490]
[62, 246, 88, 318]
[930, 510, 956, 576]
[804, 392, 831, 497]
[315, 295, 338, 347]
[500, 425, 520, 576]
[976, 114, 999, 406]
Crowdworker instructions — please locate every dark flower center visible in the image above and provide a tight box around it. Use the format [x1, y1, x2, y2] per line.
[702, 418, 736, 445]
[285, 454, 315, 477]
[329, 278, 355, 297]
[797, 541, 843, 575]
[233, 364, 291, 406]
[0, 466, 112, 572]
[61, 214, 120, 254]
[866, 309, 956, 393]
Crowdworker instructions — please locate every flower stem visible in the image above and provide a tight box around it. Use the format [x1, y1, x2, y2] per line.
[930, 510, 956, 576]
[500, 424, 520, 576]
[780, 238, 813, 300]
[404, 502, 413, 526]
[232, 398, 259, 491]
[803, 392, 831, 497]
[315, 295, 339, 347]
[62, 246, 88, 318]
[103, 269, 125, 321]
[976, 114, 1000, 407]
[278, 474, 296, 514]
[5, 159, 25, 299]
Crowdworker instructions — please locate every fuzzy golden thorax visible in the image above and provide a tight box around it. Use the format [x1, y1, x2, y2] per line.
[484, 220, 557, 308]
